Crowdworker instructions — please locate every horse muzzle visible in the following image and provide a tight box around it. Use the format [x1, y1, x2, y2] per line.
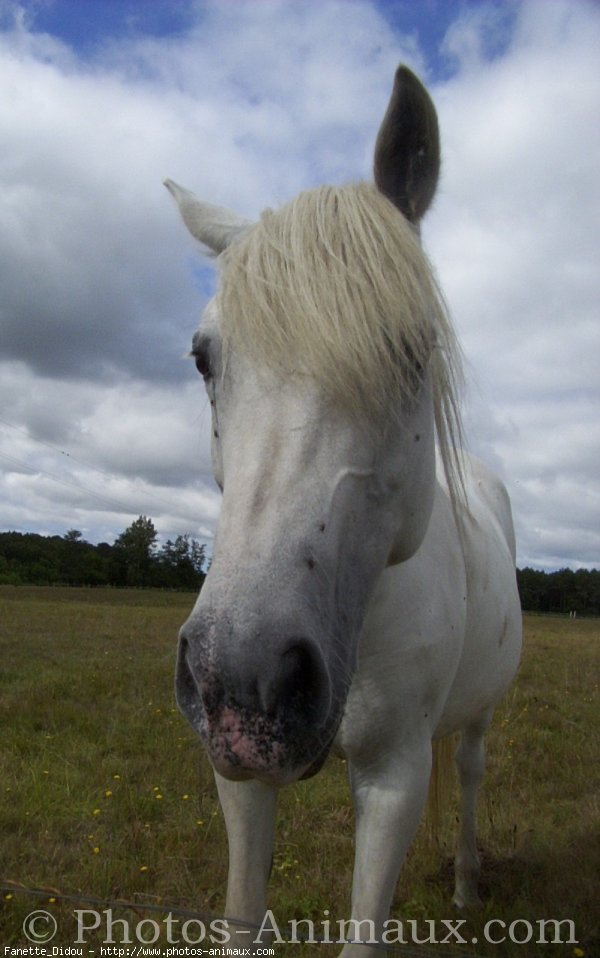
[176, 624, 338, 784]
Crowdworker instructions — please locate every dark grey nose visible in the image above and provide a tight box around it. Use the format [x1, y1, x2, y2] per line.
[176, 628, 332, 732]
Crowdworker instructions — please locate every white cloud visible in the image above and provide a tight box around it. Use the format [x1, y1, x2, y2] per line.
[0, 361, 220, 543]
[0, 0, 598, 568]
[425, 0, 600, 568]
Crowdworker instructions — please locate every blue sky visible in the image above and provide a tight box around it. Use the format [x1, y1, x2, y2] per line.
[23, 0, 196, 50]
[28, 1, 455, 52]
[25, 0, 517, 76]
[1, 0, 599, 570]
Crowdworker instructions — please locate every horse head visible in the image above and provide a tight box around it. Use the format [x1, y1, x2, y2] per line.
[168, 67, 460, 785]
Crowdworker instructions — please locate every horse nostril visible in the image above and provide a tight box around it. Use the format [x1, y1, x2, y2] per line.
[258, 639, 331, 726]
[281, 644, 313, 696]
[175, 632, 213, 731]
[176, 635, 197, 708]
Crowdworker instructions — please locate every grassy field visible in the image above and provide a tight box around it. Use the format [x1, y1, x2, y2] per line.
[0, 586, 598, 956]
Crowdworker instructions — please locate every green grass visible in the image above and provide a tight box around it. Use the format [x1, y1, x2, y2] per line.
[1, 586, 599, 955]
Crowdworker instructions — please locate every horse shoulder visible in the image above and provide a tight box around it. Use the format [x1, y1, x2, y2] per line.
[339, 460, 522, 756]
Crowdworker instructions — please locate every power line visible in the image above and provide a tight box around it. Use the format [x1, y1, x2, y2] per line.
[0, 451, 138, 517]
[0, 416, 119, 484]
[0, 417, 209, 522]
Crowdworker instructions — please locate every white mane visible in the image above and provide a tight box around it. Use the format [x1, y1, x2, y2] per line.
[217, 180, 464, 500]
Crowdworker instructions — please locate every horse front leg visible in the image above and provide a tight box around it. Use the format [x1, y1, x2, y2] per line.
[214, 772, 277, 947]
[340, 742, 432, 958]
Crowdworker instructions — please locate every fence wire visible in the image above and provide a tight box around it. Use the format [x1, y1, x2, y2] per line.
[1, 879, 486, 958]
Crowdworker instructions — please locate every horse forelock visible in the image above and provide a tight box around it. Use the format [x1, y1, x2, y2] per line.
[216, 180, 465, 505]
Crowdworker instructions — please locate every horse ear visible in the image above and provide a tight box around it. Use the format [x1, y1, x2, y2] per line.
[164, 179, 252, 255]
[373, 66, 440, 223]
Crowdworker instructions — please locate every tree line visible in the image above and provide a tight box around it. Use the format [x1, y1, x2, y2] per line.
[0, 517, 206, 591]
[0, 521, 598, 613]
[516, 566, 600, 616]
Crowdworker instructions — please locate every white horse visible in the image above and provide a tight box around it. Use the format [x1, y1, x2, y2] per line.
[166, 66, 522, 955]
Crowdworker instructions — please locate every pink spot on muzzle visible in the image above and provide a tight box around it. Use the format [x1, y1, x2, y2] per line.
[209, 706, 288, 778]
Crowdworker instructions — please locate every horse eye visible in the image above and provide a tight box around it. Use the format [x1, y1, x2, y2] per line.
[194, 351, 212, 379]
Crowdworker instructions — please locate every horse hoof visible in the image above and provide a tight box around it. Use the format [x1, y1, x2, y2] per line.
[453, 891, 483, 910]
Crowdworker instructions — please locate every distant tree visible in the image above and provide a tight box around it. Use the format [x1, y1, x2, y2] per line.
[60, 529, 86, 585]
[158, 534, 206, 590]
[0, 532, 61, 584]
[574, 568, 600, 615]
[517, 567, 547, 612]
[0, 551, 21, 585]
[516, 566, 600, 616]
[113, 516, 158, 587]
[64, 529, 83, 543]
